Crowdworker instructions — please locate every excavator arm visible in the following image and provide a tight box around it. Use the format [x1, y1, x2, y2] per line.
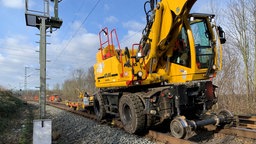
[138, 0, 197, 73]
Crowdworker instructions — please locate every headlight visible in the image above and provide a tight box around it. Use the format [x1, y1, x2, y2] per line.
[138, 71, 143, 77]
[137, 52, 142, 58]
[212, 65, 216, 70]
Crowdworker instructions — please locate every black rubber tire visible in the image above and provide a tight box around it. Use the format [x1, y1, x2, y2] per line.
[119, 94, 145, 134]
[93, 93, 106, 121]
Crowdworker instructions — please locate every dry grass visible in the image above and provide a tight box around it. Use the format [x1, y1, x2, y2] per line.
[214, 94, 256, 115]
[0, 90, 34, 144]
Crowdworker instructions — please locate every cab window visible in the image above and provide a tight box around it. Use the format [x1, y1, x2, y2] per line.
[190, 19, 214, 69]
[171, 27, 191, 67]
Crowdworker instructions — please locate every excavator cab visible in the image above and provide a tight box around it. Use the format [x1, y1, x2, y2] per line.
[191, 15, 215, 69]
[189, 13, 224, 79]
[156, 13, 225, 84]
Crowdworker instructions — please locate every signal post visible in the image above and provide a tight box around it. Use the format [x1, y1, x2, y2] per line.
[25, 0, 62, 143]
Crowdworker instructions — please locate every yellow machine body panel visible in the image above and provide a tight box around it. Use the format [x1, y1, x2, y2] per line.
[94, 45, 148, 87]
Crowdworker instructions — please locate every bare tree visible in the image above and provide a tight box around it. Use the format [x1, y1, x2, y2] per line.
[62, 79, 77, 101]
[208, 0, 239, 95]
[61, 67, 97, 101]
[248, 0, 256, 102]
[205, 0, 241, 111]
[85, 66, 96, 94]
[209, 0, 221, 24]
[225, 0, 252, 106]
[72, 68, 87, 93]
[52, 83, 62, 95]
[205, 0, 256, 113]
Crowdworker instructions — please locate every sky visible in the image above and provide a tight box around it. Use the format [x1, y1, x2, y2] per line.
[0, 0, 224, 90]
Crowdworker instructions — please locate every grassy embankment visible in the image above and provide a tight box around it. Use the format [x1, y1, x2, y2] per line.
[0, 91, 34, 143]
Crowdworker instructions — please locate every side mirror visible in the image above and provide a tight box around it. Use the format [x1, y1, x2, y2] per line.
[218, 26, 226, 44]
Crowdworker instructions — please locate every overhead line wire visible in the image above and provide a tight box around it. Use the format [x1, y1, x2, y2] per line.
[50, 0, 102, 66]
[53, 0, 86, 46]
[47, 0, 102, 85]
[49, 0, 145, 84]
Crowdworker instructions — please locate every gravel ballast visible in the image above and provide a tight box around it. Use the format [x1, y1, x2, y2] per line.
[46, 105, 256, 144]
[46, 106, 155, 144]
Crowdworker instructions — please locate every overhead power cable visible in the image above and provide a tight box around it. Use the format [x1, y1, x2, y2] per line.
[50, 0, 102, 66]
[55, 0, 86, 45]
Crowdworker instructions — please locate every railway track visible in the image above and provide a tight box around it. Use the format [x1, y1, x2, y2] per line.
[47, 102, 256, 143]
[218, 115, 256, 139]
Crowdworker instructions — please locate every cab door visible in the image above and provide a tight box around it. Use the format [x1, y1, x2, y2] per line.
[169, 26, 194, 83]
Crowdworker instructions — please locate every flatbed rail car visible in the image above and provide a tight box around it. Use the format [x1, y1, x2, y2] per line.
[66, 92, 94, 110]
[48, 94, 62, 102]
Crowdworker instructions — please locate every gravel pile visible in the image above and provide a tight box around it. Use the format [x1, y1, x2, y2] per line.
[46, 106, 155, 144]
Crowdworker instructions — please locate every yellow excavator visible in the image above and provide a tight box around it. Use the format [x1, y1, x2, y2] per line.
[93, 0, 232, 138]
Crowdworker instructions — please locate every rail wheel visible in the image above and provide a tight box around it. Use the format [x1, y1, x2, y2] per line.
[119, 94, 145, 134]
[218, 109, 234, 128]
[170, 117, 190, 139]
[94, 93, 106, 121]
